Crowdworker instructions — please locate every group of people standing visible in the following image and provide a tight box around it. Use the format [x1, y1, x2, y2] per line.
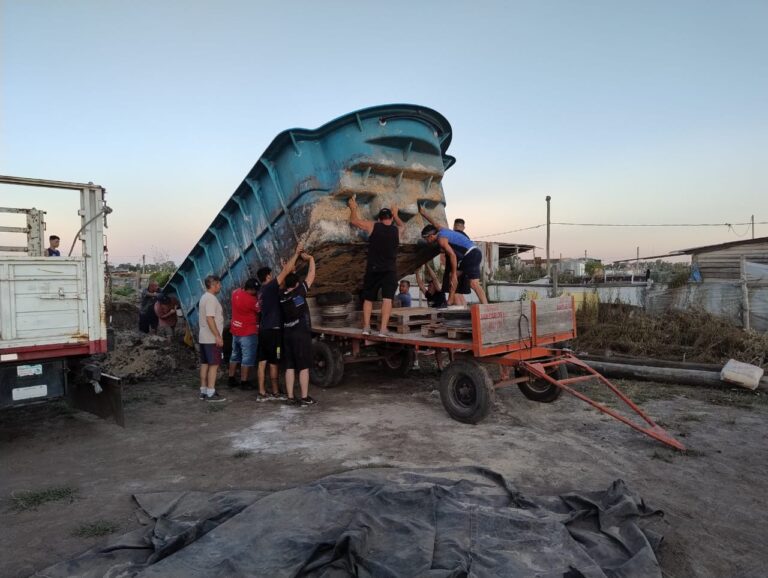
[195, 244, 317, 406]
[192, 198, 485, 403]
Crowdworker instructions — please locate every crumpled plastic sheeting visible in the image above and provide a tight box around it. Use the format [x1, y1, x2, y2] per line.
[37, 467, 663, 578]
[35, 490, 269, 578]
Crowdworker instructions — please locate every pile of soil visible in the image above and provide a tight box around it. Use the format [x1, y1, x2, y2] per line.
[97, 331, 197, 383]
[109, 299, 140, 331]
[574, 304, 768, 369]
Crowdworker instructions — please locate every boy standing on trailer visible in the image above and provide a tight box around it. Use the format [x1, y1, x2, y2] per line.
[256, 243, 304, 402]
[348, 195, 403, 336]
[198, 275, 226, 402]
[280, 251, 316, 406]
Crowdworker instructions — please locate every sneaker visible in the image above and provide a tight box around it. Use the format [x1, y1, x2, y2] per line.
[362, 327, 371, 336]
[255, 393, 268, 403]
[269, 391, 287, 401]
[228, 376, 240, 388]
[377, 331, 389, 338]
[205, 392, 227, 402]
[299, 396, 317, 406]
[285, 397, 300, 406]
[199, 392, 207, 401]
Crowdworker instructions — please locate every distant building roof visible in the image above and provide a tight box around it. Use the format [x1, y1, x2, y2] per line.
[676, 236, 768, 255]
[612, 236, 768, 263]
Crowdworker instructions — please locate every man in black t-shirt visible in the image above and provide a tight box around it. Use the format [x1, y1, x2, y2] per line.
[280, 251, 316, 406]
[348, 196, 403, 337]
[255, 243, 304, 402]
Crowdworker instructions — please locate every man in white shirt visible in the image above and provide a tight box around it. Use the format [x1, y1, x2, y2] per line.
[198, 275, 226, 402]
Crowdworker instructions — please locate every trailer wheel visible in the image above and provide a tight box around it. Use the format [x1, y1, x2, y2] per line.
[439, 360, 495, 424]
[518, 364, 567, 403]
[310, 341, 344, 388]
[377, 346, 415, 377]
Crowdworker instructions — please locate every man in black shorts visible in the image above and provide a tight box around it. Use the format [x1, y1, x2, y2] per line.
[280, 251, 316, 405]
[348, 196, 403, 337]
[255, 243, 304, 402]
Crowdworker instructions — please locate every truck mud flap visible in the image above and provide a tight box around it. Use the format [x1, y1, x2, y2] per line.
[69, 372, 124, 427]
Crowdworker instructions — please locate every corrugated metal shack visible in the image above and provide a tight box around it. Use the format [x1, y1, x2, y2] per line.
[646, 236, 768, 332]
[687, 236, 768, 281]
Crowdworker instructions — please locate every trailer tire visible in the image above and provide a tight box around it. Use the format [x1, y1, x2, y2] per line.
[439, 360, 495, 424]
[518, 364, 566, 403]
[310, 340, 344, 388]
[378, 346, 415, 377]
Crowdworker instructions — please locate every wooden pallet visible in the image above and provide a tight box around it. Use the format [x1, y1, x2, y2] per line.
[421, 323, 448, 337]
[387, 319, 433, 334]
[372, 307, 438, 324]
[446, 326, 473, 340]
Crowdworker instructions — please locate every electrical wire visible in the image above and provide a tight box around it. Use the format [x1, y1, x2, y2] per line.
[475, 220, 766, 239]
[553, 221, 767, 227]
[474, 224, 546, 239]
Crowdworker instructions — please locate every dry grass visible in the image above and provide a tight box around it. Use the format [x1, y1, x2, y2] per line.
[72, 520, 119, 538]
[574, 303, 768, 370]
[12, 486, 78, 511]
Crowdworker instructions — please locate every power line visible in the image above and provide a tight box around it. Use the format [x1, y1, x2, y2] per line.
[552, 221, 767, 227]
[474, 224, 546, 239]
[476, 220, 766, 239]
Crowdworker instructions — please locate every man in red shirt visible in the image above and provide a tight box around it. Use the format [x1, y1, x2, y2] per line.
[228, 278, 261, 387]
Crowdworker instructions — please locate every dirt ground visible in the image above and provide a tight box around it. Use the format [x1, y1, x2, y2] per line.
[2, 359, 768, 578]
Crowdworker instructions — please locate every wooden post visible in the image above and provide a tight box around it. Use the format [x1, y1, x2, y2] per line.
[741, 255, 751, 331]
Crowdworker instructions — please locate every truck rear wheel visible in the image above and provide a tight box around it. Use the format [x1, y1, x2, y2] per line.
[518, 364, 566, 403]
[439, 360, 495, 424]
[310, 340, 344, 388]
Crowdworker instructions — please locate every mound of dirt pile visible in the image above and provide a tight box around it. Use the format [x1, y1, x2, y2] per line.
[98, 331, 197, 383]
[575, 304, 768, 369]
[109, 299, 140, 331]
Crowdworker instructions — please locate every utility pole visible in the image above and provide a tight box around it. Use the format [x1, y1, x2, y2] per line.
[545, 195, 551, 287]
[142, 254, 146, 275]
[752, 215, 755, 239]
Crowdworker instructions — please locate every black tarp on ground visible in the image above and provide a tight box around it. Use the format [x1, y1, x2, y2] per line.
[36, 467, 664, 578]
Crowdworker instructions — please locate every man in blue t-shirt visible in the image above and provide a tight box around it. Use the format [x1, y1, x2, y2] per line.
[419, 207, 488, 305]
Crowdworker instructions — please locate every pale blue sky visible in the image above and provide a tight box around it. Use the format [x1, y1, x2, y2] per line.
[2, 0, 767, 264]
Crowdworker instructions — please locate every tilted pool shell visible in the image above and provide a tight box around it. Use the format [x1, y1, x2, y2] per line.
[168, 104, 455, 335]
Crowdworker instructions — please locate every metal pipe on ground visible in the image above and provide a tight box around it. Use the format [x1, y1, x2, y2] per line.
[582, 360, 768, 391]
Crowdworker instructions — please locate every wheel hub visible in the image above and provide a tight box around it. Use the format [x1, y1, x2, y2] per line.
[453, 376, 477, 407]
